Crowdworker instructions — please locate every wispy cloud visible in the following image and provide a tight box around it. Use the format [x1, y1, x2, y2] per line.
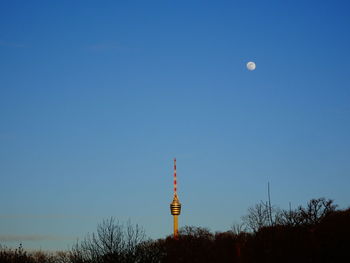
[0, 40, 25, 48]
[85, 43, 133, 52]
[0, 235, 75, 242]
[86, 43, 121, 51]
[0, 214, 96, 219]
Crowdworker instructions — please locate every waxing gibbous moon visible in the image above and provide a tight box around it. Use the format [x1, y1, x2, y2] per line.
[246, 61, 256, 71]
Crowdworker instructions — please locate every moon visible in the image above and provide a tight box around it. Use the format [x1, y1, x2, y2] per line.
[246, 61, 256, 71]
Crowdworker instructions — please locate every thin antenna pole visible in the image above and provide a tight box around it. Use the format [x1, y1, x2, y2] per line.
[268, 182, 273, 226]
[289, 202, 292, 224]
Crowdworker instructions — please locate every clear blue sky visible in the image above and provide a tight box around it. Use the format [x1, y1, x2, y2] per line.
[1, 0, 350, 250]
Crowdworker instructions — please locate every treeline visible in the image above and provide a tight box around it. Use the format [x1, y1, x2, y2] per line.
[1, 197, 350, 263]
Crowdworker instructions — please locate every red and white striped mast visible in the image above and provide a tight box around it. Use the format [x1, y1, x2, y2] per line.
[174, 158, 177, 197]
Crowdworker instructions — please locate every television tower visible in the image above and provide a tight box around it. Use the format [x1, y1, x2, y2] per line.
[170, 158, 181, 239]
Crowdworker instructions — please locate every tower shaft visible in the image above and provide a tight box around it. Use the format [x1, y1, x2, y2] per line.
[170, 158, 181, 239]
[173, 215, 179, 239]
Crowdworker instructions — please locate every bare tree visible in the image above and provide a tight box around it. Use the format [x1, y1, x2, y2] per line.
[274, 198, 338, 227]
[179, 226, 213, 239]
[241, 202, 270, 232]
[137, 239, 166, 263]
[298, 198, 337, 225]
[230, 222, 247, 235]
[274, 207, 301, 226]
[70, 217, 146, 263]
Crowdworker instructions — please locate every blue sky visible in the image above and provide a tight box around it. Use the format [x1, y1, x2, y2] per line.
[1, 0, 350, 250]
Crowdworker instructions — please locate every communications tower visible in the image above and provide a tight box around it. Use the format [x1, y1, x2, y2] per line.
[170, 158, 181, 239]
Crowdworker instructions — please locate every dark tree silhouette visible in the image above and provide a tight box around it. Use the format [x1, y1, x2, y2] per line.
[70, 217, 146, 263]
[275, 198, 337, 227]
[242, 202, 271, 232]
[1, 197, 348, 263]
[298, 198, 337, 225]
